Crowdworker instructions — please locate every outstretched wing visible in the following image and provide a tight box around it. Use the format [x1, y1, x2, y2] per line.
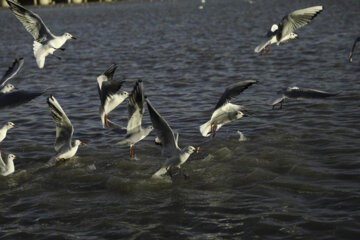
[214, 80, 257, 110]
[97, 64, 124, 106]
[146, 98, 178, 158]
[285, 87, 339, 99]
[6, 0, 53, 42]
[0, 90, 43, 110]
[0, 153, 5, 170]
[280, 6, 323, 39]
[47, 95, 73, 152]
[0, 58, 24, 88]
[349, 37, 360, 63]
[127, 80, 144, 134]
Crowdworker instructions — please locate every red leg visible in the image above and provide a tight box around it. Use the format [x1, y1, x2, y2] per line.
[105, 114, 110, 128]
[267, 42, 271, 54]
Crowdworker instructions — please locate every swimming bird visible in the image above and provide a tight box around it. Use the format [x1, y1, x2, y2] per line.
[0, 152, 16, 176]
[97, 64, 129, 128]
[117, 80, 153, 159]
[146, 98, 199, 179]
[0, 58, 24, 91]
[272, 86, 339, 109]
[6, 0, 76, 69]
[47, 96, 86, 163]
[254, 6, 323, 55]
[349, 37, 360, 63]
[200, 80, 257, 138]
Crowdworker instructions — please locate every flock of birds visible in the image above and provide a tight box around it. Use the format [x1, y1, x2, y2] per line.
[0, 1, 358, 179]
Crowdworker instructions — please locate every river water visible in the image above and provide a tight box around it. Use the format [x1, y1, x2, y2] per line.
[0, 0, 359, 239]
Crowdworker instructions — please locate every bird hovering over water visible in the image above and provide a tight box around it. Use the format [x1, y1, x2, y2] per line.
[47, 96, 86, 163]
[6, 0, 76, 69]
[254, 6, 323, 55]
[97, 64, 129, 128]
[200, 80, 257, 138]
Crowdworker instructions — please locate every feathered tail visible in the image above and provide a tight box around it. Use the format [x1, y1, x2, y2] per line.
[254, 39, 271, 53]
[199, 120, 212, 137]
[152, 167, 167, 178]
[33, 41, 46, 69]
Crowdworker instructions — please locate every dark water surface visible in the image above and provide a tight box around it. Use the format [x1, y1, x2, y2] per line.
[0, 0, 360, 239]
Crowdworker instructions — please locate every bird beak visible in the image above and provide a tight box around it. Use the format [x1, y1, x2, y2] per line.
[196, 146, 200, 154]
[14, 87, 19, 90]
[81, 142, 87, 146]
[71, 36, 77, 40]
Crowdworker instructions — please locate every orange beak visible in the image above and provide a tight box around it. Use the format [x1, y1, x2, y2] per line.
[196, 146, 200, 154]
[81, 142, 87, 146]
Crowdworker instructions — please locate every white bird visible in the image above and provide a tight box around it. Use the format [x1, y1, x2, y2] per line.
[6, 0, 76, 69]
[97, 64, 129, 128]
[116, 80, 153, 159]
[0, 58, 24, 91]
[0, 152, 16, 176]
[0, 58, 44, 110]
[254, 6, 323, 55]
[272, 86, 339, 109]
[200, 80, 257, 138]
[146, 98, 199, 179]
[47, 96, 86, 163]
[349, 36, 360, 63]
[0, 122, 15, 144]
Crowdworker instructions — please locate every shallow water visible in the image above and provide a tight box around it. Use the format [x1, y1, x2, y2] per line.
[0, 0, 360, 239]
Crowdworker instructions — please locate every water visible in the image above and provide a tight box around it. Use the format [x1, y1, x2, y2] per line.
[0, 0, 360, 239]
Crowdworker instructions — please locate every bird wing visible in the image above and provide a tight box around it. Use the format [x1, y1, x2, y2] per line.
[6, 0, 53, 42]
[0, 58, 24, 88]
[214, 80, 257, 110]
[146, 98, 179, 158]
[97, 64, 124, 106]
[285, 87, 339, 99]
[127, 80, 144, 134]
[106, 119, 127, 135]
[47, 96, 73, 152]
[280, 6, 323, 39]
[0, 154, 5, 170]
[349, 37, 360, 63]
[0, 90, 43, 110]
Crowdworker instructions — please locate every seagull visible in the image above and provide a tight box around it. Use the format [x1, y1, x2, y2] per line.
[254, 6, 323, 55]
[272, 86, 339, 109]
[146, 98, 199, 179]
[0, 58, 24, 91]
[97, 64, 129, 128]
[0, 152, 16, 176]
[0, 122, 15, 144]
[0, 58, 44, 110]
[47, 95, 86, 163]
[349, 37, 360, 63]
[6, 0, 76, 69]
[200, 80, 257, 138]
[116, 80, 153, 159]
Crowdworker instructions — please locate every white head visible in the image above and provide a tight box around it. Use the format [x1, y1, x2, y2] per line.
[271, 24, 279, 32]
[289, 32, 299, 40]
[64, 32, 76, 40]
[146, 126, 154, 133]
[184, 146, 197, 155]
[6, 122, 15, 129]
[7, 154, 16, 161]
[1, 83, 17, 93]
[235, 111, 245, 120]
[74, 139, 86, 147]
[121, 91, 129, 98]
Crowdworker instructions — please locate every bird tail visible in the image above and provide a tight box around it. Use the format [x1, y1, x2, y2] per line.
[33, 41, 46, 69]
[117, 139, 129, 145]
[152, 167, 167, 178]
[254, 39, 271, 53]
[199, 120, 212, 137]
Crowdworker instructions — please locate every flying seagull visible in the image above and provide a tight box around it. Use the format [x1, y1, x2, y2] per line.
[146, 98, 199, 179]
[349, 37, 360, 63]
[254, 6, 323, 55]
[200, 80, 257, 138]
[272, 86, 339, 109]
[0, 122, 15, 153]
[6, 0, 76, 69]
[116, 80, 153, 159]
[47, 96, 86, 163]
[0, 152, 16, 176]
[0, 58, 44, 110]
[97, 64, 129, 128]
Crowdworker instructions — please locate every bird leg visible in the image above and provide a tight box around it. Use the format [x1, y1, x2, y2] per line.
[179, 168, 189, 180]
[207, 123, 216, 135]
[266, 42, 271, 54]
[129, 146, 134, 159]
[105, 114, 110, 128]
[59, 48, 66, 51]
[0, 150, 8, 155]
[50, 53, 62, 60]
